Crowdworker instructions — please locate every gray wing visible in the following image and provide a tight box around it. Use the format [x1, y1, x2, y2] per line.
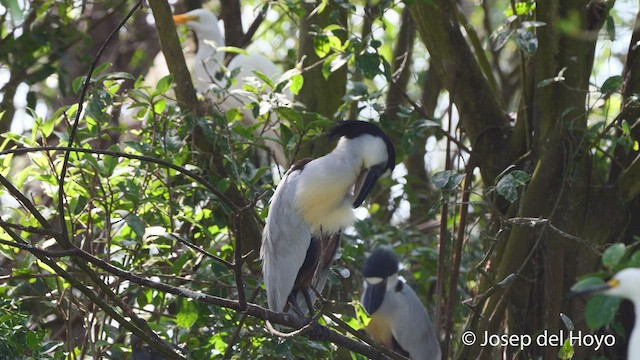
[260, 169, 312, 312]
[393, 284, 442, 360]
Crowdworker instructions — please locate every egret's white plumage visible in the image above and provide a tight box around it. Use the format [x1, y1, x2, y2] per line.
[261, 120, 395, 314]
[361, 248, 441, 360]
[173, 9, 288, 166]
[578, 268, 640, 359]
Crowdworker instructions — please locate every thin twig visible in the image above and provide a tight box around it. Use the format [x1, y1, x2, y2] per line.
[442, 164, 473, 357]
[0, 218, 58, 236]
[168, 233, 234, 268]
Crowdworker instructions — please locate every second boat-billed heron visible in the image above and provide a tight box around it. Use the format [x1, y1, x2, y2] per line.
[361, 248, 441, 359]
[261, 120, 395, 316]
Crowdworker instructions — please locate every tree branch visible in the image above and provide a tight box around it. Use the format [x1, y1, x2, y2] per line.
[0, 238, 395, 360]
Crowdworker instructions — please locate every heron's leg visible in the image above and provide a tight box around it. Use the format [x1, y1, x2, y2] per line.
[301, 288, 315, 317]
[286, 293, 306, 318]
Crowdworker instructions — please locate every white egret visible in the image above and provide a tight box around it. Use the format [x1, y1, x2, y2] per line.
[575, 268, 640, 359]
[173, 9, 288, 166]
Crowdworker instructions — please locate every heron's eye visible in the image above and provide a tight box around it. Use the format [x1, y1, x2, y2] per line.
[365, 277, 384, 285]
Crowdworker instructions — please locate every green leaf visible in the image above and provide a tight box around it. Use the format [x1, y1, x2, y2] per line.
[504, 1, 536, 16]
[557, 338, 574, 359]
[93, 62, 113, 76]
[495, 170, 530, 202]
[95, 340, 110, 347]
[314, 33, 341, 58]
[355, 52, 380, 79]
[72, 76, 87, 94]
[602, 243, 626, 268]
[585, 295, 621, 330]
[322, 53, 340, 79]
[601, 75, 623, 95]
[289, 73, 304, 95]
[559, 313, 574, 331]
[252, 70, 275, 88]
[309, 0, 328, 16]
[431, 171, 451, 190]
[510, 170, 531, 184]
[491, 29, 513, 51]
[431, 171, 464, 191]
[570, 276, 605, 292]
[495, 176, 514, 202]
[155, 75, 173, 95]
[177, 298, 199, 329]
[627, 250, 640, 267]
[217, 46, 250, 56]
[124, 215, 145, 239]
[606, 15, 615, 41]
[25, 331, 38, 350]
[40, 117, 56, 138]
[99, 71, 135, 82]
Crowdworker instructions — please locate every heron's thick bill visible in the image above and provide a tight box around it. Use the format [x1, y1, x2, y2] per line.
[362, 282, 386, 315]
[353, 164, 385, 208]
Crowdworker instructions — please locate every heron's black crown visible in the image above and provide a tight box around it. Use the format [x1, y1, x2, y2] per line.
[363, 248, 399, 278]
[328, 120, 396, 172]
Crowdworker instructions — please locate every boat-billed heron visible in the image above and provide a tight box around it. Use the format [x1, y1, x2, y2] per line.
[361, 248, 441, 359]
[261, 120, 395, 316]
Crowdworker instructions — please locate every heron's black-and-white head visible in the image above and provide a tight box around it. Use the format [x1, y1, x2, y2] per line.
[361, 248, 400, 315]
[327, 120, 396, 207]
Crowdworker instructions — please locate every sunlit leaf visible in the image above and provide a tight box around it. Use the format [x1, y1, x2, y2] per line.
[177, 298, 199, 329]
[155, 74, 173, 95]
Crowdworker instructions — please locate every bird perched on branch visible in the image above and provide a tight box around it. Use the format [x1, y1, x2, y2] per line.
[361, 248, 441, 360]
[173, 8, 289, 166]
[574, 268, 640, 359]
[261, 120, 395, 316]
